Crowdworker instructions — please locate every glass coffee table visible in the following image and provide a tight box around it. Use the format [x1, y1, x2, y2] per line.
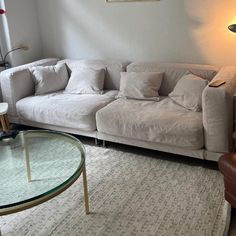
[0, 130, 89, 235]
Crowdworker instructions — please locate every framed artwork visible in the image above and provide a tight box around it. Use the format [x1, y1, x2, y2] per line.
[106, 0, 159, 2]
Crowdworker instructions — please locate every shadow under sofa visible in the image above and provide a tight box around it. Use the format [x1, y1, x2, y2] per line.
[1, 58, 236, 162]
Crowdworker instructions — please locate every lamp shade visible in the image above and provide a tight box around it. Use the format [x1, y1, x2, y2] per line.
[228, 24, 236, 33]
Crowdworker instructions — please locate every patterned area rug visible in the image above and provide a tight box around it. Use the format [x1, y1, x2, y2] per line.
[0, 144, 230, 236]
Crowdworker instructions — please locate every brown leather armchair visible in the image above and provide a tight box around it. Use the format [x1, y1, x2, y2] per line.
[219, 153, 236, 208]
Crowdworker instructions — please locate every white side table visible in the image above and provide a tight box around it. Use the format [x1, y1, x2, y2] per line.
[0, 103, 10, 131]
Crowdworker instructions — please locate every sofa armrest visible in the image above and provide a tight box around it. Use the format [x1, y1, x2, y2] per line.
[202, 66, 236, 153]
[0, 69, 34, 118]
[0, 58, 59, 119]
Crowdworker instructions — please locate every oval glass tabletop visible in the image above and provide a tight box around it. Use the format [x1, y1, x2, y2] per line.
[0, 130, 89, 216]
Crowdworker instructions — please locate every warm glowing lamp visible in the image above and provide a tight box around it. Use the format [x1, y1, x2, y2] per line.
[228, 24, 236, 33]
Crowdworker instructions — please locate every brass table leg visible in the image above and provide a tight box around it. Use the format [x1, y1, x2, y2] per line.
[82, 165, 89, 214]
[20, 133, 32, 182]
[24, 144, 32, 182]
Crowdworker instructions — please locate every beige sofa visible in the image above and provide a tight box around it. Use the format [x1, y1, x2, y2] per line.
[1, 58, 236, 161]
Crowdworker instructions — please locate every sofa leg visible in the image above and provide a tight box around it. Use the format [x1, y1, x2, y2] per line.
[102, 140, 107, 148]
[95, 139, 109, 148]
[95, 138, 99, 146]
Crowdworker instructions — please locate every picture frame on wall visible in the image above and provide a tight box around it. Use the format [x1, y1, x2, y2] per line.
[106, 0, 159, 2]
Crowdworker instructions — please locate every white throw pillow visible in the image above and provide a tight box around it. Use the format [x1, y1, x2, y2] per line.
[117, 72, 163, 101]
[65, 67, 105, 94]
[169, 73, 208, 112]
[31, 63, 69, 95]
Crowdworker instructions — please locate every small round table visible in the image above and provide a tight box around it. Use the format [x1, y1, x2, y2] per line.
[0, 103, 9, 131]
[0, 130, 89, 235]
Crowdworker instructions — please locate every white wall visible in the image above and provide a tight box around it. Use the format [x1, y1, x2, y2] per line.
[0, 0, 43, 66]
[0, 0, 235, 67]
[35, 0, 236, 66]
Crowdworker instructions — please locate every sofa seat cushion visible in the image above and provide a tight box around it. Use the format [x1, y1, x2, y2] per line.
[16, 90, 118, 131]
[96, 98, 204, 149]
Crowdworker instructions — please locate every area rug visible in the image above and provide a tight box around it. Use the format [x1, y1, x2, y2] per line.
[0, 144, 230, 236]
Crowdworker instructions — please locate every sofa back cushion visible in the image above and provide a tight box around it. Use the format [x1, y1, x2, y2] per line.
[65, 67, 105, 95]
[58, 59, 129, 90]
[31, 63, 69, 95]
[127, 62, 220, 96]
[169, 73, 209, 112]
[118, 72, 163, 101]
